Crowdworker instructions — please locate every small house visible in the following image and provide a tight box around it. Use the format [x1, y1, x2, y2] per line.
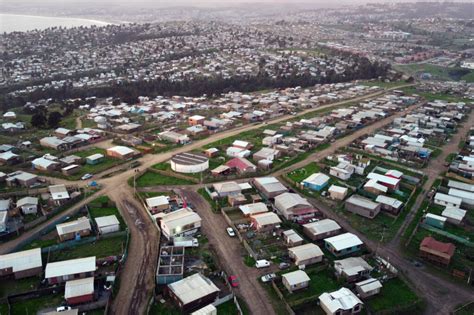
[250, 212, 282, 232]
[282, 229, 304, 247]
[434, 193, 462, 208]
[160, 208, 202, 239]
[65, 277, 95, 305]
[167, 273, 220, 312]
[56, 217, 92, 242]
[282, 270, 310, 293]
[328, 185, 348, 201]
[441, 207, 466, 225]
[16, 196, 39, 215]
[424, 213, 446, 229]
[146, 196, 170, 214]
[419, 236, 455, 267]
[288, 243, 324, 266]
[86, 153, 105, 165]
[303, 219, 342, 241]
[95, 215, 120, 234]
[239, 202, 268, 217]
[345, 195, 381, 219]
[324, 233, 363, 257]
[319, 288, 363, 315]
[0, 248, 42, 279]
[45, 256, 96, 284]
[355, 278, 382, 298]
[334, 257, 373, 282]
[106, 146, 137, 160]
[302, 173, 330, 192]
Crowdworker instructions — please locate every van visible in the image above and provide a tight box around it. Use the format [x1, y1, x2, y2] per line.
[255, 259, 271, 268]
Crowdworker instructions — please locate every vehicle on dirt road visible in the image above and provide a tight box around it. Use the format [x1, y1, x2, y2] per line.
[226, 227, 236, 237]
[261, 273, 277, 283]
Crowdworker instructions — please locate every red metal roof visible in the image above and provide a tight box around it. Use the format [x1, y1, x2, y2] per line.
[420, 236, 455, 256]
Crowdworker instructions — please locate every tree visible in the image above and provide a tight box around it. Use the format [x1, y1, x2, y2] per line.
[47, 111, 62, 128]
[31, 112, 46, 128]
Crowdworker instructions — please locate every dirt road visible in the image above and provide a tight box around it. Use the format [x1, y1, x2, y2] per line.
[107, 184, 160, 315]
[178, 189, 276, 315]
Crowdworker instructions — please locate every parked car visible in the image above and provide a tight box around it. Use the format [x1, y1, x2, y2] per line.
[261, 273, 277, 283]
[255, 259, 271, 268]
[226, 227, 236, 237]
[57, 306, 72, 312]
[228, 275, 239, 287]
[81, 173, 93, 180]
[279, 262, 290, 270]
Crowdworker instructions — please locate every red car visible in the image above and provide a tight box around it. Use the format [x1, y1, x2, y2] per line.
[228, 275, 239, 287]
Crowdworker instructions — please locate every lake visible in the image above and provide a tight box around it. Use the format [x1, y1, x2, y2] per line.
[0, 13, 110, 33]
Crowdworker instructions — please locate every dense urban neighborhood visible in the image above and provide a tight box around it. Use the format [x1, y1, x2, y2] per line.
[0, 1, 473, 315]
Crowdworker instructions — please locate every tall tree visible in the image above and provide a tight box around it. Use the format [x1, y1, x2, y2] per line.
[31, 112, 46, 128]
[47, 111, 62, 129]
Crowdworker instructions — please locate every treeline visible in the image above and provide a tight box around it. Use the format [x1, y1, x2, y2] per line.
[0, 56, 390, 109]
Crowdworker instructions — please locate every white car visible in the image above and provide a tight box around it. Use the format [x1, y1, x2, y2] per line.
[81, 173, 93, 180]
[255, 259, 271, 268]
[226, 227, 236, 237]
[56, 306, 72, 312]
[261, 273, 277, 283]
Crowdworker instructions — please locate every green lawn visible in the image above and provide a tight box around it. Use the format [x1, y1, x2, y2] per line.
[360, 80, 407, 89]
[395, 64, 473, 83]
[367, 278, 422, 313]
[0, 277, 39, 298]
[10, 293, 64, 315]
[22, 238, 58, 250]
[287, 162, 321, 183]
[135, 171, 195, 187]
[243, 255, 256, 267]
[149, 302, 180, 315]
[88, 196, 126, 230]
[280, 268, 342, 306]
[71, 148, 125, 179]
[49, 235, 126, 261]
[217, 300, 239, 314]
[401, 87, 468, 102]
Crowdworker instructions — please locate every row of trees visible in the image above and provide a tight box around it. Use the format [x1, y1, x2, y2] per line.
[1, 56, 391, 109]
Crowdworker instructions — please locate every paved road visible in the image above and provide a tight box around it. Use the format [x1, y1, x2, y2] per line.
[178, 189, 277, 315]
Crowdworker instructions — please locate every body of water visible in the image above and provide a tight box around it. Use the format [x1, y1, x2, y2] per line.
[0, 13, 110, 33]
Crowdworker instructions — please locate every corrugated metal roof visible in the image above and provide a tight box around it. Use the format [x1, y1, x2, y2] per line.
[45, 256, 96, 279]
[0, 248, 42, 273]
[168, 273, 219, 305]
[95, 215, 119, 228]
[282, 270, 310, 286]
[325, 233, 363, 251]
[65, 277, 94, 298]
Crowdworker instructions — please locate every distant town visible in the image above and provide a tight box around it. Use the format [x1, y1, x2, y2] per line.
[0, 1, 473, 315]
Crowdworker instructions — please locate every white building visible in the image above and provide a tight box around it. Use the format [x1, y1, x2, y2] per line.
[95, 215, 120, 234]
[319, 287, 363, 315]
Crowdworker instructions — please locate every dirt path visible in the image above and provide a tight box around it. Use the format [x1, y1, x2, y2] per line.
[178, 189, 277, 315]
[107, 184, 160, 315]
[75, 116, 83, 129]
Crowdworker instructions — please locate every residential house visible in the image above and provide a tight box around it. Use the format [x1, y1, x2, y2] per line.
[0, 151, 20, 165]
[282, 270, 310, 293]
[65, 277, 95, 305]
[0, 248, 42, 279]
[419, 236, 455, 267]
[106, 146, 138, 160]
[188, 115, 206, 126]
[441, 207, 466, 225]
[16, 196, 39, 215]
[225, 157, 257, 174]
[167, 273, 220, 312]
[334, 257, 373, 282]
[45, 256, 96, 284]
[239, 202, 268, 217]
[319, 288, 363, 315]
[345, 195, 381, 219]
[95, 215, 120, 234]
[375, 195, 403, 215]
[32, 157, 59, 172]
[146, 196, 170, 214]
[355, 278, 382, 298]
[282, 229, 304, 247]
[288, 243, 324, 267]
[302, 173, 330, 192]
[56, 217, 92, 242]
[253, 177, 288, 199]
[212, 181, 242, 197]
[328, 185, 348, 201]
[160, 208, 202, 239]
[253, 148, 280, 162]
[49, 184, 70, 206]
[434, 193, 462, 208]
[250, 212, 282, 232]
[5, 171, 38, 187]
[303, 219, 342, 241]
[324, 233, 363, 257]
[86, 154, 104, 165]
[274, 192, 317, 221]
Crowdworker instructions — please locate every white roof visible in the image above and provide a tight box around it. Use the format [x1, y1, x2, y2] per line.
[356, 278, 382, 293]
[385, 169, 403, 178]
[65, 277, 94, 299]
[87, 153, 104, 160]
[189, 115, 206, 120]
[213, 181, 241, 194]
[302, 173, 330, 186]
[16, 196, 38, 207]
[448, 188, 474, 201]
[367, 172, 400, 186]
[334, 257, 372, 276]
[282, 270, 310, 286]
[49, 184, 70, 201]
[239, 202, 268, 215]
[254, 177, 288, 193]
[289, 243, 324, 261]
[328, 185, 348, 194]
[56, 217, 91, 235]
[146, 196, 169, 208]
[191, 304, 217, 315]
[161, 208, 202, 231]
[32, 157, 58, 168]
[45, 256, 96, 278]
[325, 233, 363, 251]
[168, 273, 220, 305]
[426, 213, 447, 222]
[283, 229, 303, 244]
[238, 183, 252, 190]
[434, 192, 462, 205]
[364, 179, 388, 193]
[375, 195, 403, 208]
[251, 212, 282, 226]
[442, 207, 466, 221]
[346, 194, 380, 210]
[303, 219, 341, 235]
[275, 192, 311, 211]
[447, 180, 474, 192]
[319, 287, 363, 313]
[232, 140, 250, 147]
[0, 248, 42, 273]
[107, 146, 135, 155]
[95, 215, 120, 228]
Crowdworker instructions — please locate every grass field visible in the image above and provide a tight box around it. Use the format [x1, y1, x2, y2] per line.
[367, 278, 422, 313]
[287, 162, 321, 183]
[88, 196, 126, 230]
[49, 235, 126, 261]
[10, 293, 64, 315]
[395, 64, 474, 83]
[71, 148, 125, 179]
[135, 171, 195, 187]
[0, 277, 39, 298]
